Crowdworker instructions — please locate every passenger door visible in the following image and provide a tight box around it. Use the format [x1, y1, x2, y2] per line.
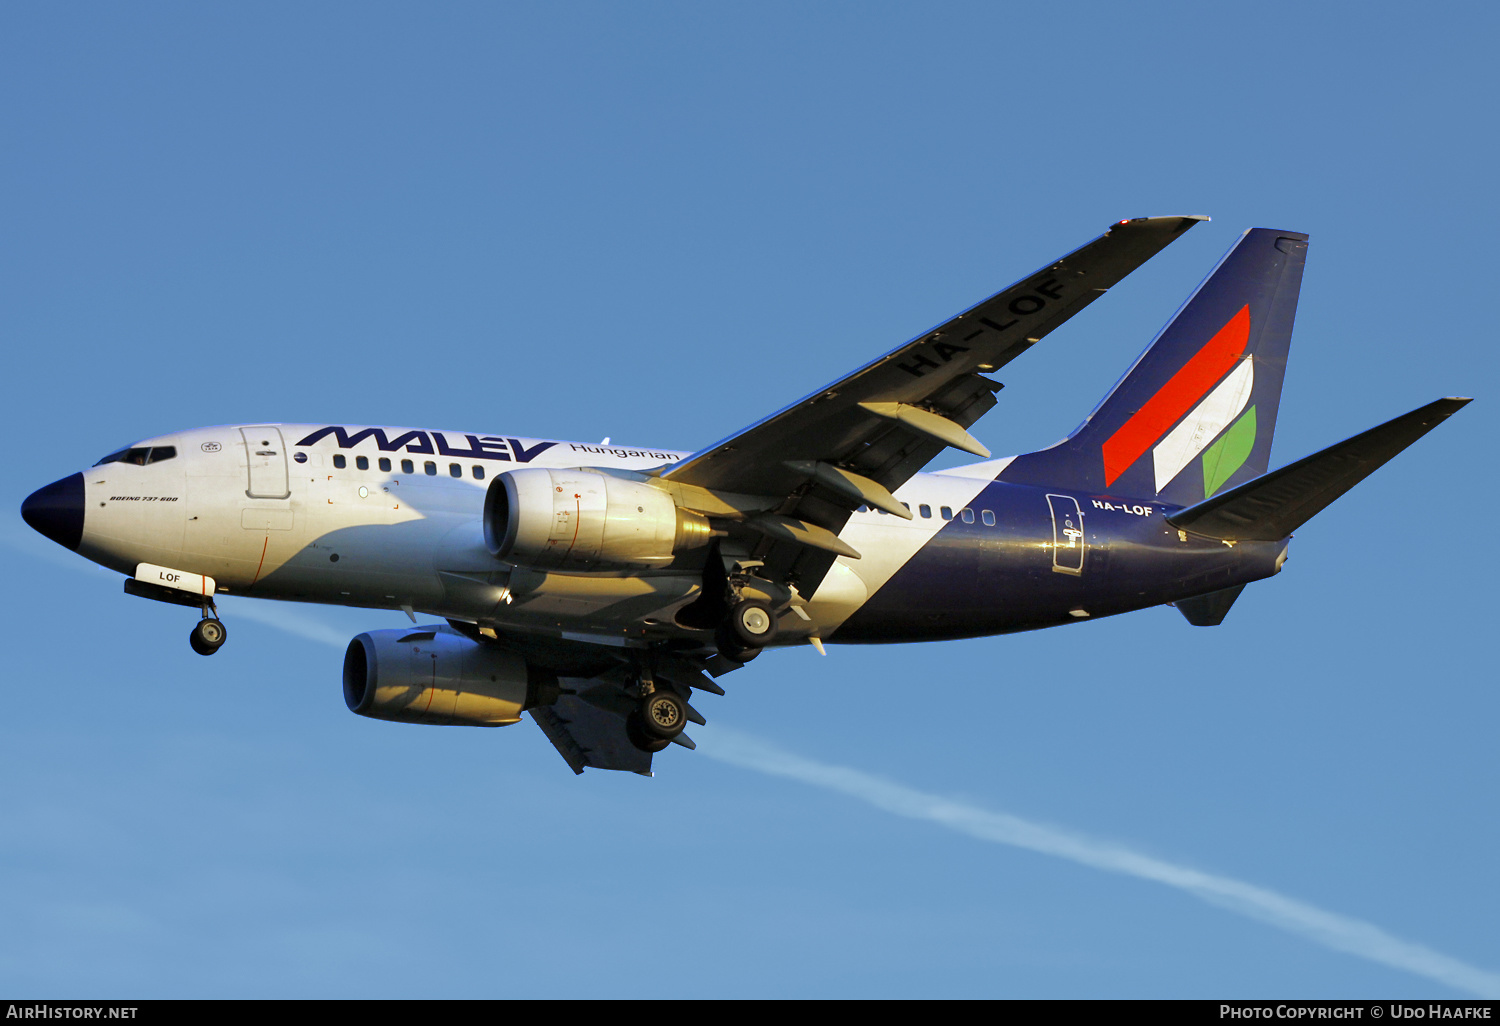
[240, 426, 290, 499]
[1046, 494, 1085, 575]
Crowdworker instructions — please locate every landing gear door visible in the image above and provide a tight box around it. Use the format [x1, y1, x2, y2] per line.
[241, 427, 290, 499]
[1046, 493, 1085, 575]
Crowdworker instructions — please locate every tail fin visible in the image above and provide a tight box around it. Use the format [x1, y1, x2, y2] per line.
[1000, 228, 1309, 504]
[1165, 397, 1470, 541]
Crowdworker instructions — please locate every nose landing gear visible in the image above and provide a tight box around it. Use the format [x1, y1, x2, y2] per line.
[189, 604, 227, 656]
[118, 569, 230, 656]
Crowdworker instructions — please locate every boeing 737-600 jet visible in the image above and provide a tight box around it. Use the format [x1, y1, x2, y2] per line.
[21, 217, 1468, 774]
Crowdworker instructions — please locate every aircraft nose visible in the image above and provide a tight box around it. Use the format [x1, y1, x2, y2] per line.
[21, 473, 85, 550]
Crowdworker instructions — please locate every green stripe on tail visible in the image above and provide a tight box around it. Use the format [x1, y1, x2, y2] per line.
[1202, 406, 1257, 497]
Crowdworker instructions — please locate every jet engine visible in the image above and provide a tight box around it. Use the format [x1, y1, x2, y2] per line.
[484, 468, 712, 572]
[343, 626, 533, 727]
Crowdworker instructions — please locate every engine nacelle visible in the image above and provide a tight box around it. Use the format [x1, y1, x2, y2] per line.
[484, 467, 712, 572]
[343, 627, 530, 727]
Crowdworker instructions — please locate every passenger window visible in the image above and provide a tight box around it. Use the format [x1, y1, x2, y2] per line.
[378, 458, 391, 472]
[449, 463, 462, 478]
[919, 504, 932, 518]
[902, 502, 911, 512]
[424, 461, 437, 476]
[472, 466, 485, 480]
[401, 460, 414, 475]
[355, 456, 369, 471]
[941, 506, 953, 520]
[145, 446, 176, 465]
[856, 505, 869, 513]
[333, 454, 346, 469]
[982, 510, 996, 527]
[960, 508, 974, 524]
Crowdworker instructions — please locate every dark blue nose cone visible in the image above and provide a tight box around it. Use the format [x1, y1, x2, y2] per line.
[22, 473, 85, 550]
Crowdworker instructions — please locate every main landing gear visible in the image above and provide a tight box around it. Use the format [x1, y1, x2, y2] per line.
[714, 597, 779, 664]
[189, 604, 227, 656]
[676, 544, 787, 664]
[626, 688, 687, 754]
[623, 651, 693, 755]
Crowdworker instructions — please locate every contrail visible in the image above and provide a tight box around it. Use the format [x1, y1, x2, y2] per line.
[694, 724, 1500, 997]
[1, 526, 118, 577]
[2, 525, 364, 650]
[10, 532, 1494, 995]
[216, 595, 357, 649]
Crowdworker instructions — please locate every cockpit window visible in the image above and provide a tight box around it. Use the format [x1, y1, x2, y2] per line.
[94, 445, 177, 467]
[95, 447, 149, 466]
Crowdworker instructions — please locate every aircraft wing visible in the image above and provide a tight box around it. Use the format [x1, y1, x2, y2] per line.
[659, 216, 1205, 593]
[525, 648, 725, 775]
[663, 216, 1206, 499]
[530, 697, 657, 775]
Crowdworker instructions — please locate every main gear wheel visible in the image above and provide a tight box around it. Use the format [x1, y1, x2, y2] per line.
[639, 689, 687, 739]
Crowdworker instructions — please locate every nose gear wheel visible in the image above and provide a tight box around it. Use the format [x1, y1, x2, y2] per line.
[190, 617, 227, 656]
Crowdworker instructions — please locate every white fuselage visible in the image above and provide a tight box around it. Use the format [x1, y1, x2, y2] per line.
[77, 423, 1001, 645]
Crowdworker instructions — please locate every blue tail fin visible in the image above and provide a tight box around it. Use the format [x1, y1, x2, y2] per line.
[999, 228, 1309, 505]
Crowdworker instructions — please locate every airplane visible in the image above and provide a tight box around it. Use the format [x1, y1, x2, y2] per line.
[20, 216, 1469, 775]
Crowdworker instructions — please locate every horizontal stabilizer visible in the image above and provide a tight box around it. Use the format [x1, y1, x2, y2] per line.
[1166, 398, 1470, 541]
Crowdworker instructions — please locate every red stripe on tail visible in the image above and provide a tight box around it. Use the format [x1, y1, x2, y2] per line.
[1101, 304, 1250, 486]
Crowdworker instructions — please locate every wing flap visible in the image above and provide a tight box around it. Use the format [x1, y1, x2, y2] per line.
[528, 704, 591, 775]
[522, 645, 733, 775]
[529, 689, 656, 775]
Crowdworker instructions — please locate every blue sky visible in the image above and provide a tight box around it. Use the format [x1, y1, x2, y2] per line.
[3, 1, 1497, 998]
